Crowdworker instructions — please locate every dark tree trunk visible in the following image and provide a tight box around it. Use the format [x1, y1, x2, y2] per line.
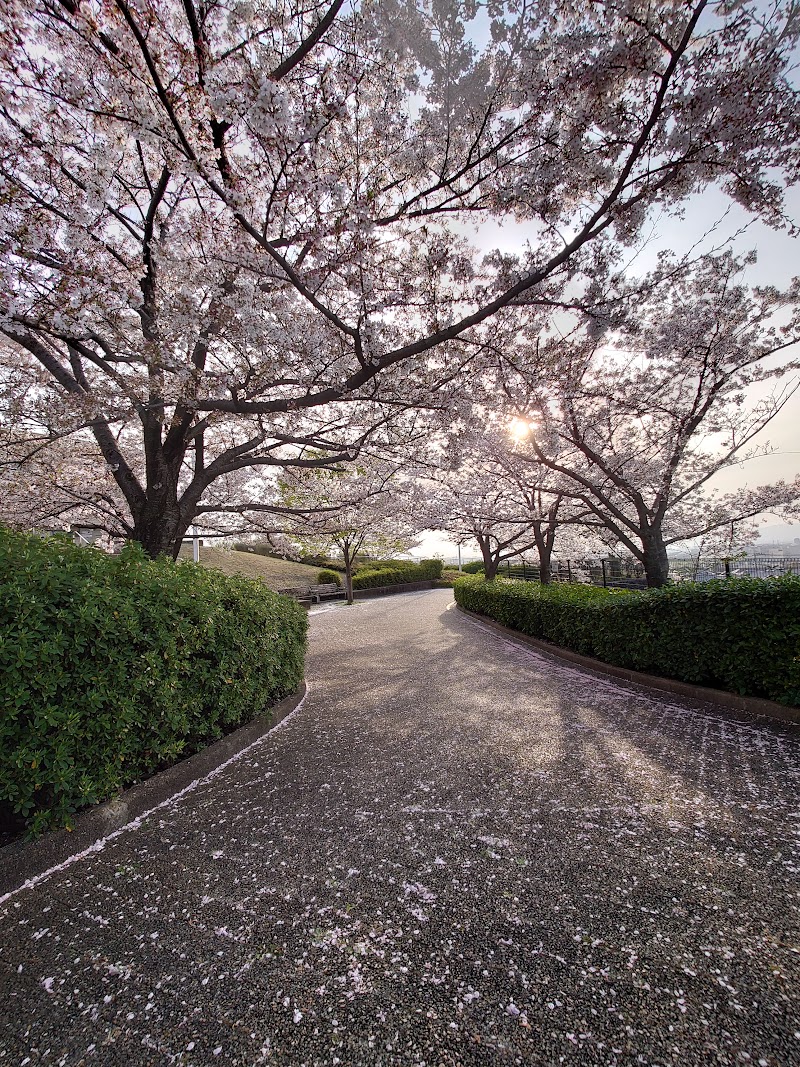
[133, 509, 188, 560]
[127, 432, 196, 559]
[534, 523, 554, 585]
[642, 533, 670, 588]
[131, 478, 190, 560]
[343, 550, 355, 604]
[478, 536, 500, 580]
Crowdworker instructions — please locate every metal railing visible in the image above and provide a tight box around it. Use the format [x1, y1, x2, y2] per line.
[499, 558, 646, 588]
[498, 556, 800, 588]
[667, 556, 800, 582]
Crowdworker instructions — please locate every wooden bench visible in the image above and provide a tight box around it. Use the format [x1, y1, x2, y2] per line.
[281, 583, 343, 605]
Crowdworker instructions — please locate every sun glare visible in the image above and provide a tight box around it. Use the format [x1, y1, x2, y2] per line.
[509, 417, 532, 442]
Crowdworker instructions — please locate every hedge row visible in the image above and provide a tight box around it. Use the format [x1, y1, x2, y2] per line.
[0, 528, 307, 835]
[316, 568, 342, 586]
[352, 558, 443, 589]
[453, 575, 800, 707]
[233, 542, 285, 559]
[354, 558, 409, 572]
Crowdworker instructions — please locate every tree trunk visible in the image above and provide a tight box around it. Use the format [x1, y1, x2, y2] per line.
[535, 527, 554, 585]
[532, 516, 555, 585]
[483, 558, 500, 580]
[478, 537, 500, 580]
[344, 551, 355, 605]
[641, 533, 670, 588]
[133, 511, 188, 560]
[131, 482, 190, 560]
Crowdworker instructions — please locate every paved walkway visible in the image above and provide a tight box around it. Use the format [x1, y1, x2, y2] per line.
[1, 590, 798, 1066]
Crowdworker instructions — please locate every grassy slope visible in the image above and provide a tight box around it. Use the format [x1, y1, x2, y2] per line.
[178, 546, 326, 592]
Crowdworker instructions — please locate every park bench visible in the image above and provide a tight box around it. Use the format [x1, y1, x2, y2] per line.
[281, 582, 344, 605]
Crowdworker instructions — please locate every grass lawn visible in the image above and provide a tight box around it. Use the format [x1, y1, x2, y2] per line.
[177, 546, 327, 593]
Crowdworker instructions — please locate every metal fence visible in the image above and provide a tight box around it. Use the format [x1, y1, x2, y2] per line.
[498, 558, 646, 588]
[498, 556, 800, 589]
[667, 556, 800, 582]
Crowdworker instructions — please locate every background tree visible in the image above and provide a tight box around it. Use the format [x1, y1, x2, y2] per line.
[280, 459, 422, 603]
[424, 421, 595, 580]
[502, 254, 800, 586]
[491, 438, 600, 583]
[430, 474, 539, 580]
[675, 519, 761, 581]
[1, 0, 798, 555]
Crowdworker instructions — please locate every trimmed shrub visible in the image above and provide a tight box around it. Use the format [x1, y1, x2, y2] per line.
[461, 560, 486, 574]
[418, 558, 444, 579]
[453, 575, 800, 707]
[454, 577, 614, 655]
[0, 527, 307, 835]
[300, 553, 346, 572]
[352, 558, 443, 589]
[233, 541, 289, 560]
[316, 569, 341, 587]
[352, 566, 414, 589]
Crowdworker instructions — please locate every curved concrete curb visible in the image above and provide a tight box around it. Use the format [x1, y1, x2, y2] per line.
[0, 683, 307, 899]
[457, 606, 800, 728]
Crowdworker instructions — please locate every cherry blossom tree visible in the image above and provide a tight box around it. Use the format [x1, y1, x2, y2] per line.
[422, 420, 595, 580]
[0, 429, 126, 535]
[502, 253, 800, 586]
[429, 468, 540, 580]
[673, 519, 761, 581]
[0, 0, 798, 556]
[279, 458, 422, 602]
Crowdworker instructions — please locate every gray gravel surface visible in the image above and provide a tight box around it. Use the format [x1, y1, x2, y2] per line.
[1, 589, 798, 1066]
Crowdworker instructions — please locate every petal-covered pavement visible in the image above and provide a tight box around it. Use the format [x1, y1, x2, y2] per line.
[1, 589, 798, 1066]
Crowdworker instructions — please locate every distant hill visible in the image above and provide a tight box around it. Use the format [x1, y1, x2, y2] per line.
[177, 546, 326, 593]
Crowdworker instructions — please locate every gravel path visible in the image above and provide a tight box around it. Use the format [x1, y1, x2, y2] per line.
[1, 589, 798, 1066]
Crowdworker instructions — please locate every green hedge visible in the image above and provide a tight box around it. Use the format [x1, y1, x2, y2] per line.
[316, 569, 341, 586]
[352, 558, 443, 589]
[453, 575, 800, 707]
[299, 553, 347, 573]
[0, 528, 307, 835]
[352, 567, 413, 589]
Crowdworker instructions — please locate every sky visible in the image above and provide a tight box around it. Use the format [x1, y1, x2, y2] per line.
[412, 184, 800, 561]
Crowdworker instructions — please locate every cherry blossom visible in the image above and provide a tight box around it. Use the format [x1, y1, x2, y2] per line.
[500, 253, 800, 586]
[0, 1, 798, 555]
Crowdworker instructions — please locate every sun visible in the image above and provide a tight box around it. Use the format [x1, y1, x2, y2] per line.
[508, 417, 532, 443]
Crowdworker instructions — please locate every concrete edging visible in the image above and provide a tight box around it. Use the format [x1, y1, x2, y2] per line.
[0, 683, 307, 897]
[457, 606, 800, 727]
